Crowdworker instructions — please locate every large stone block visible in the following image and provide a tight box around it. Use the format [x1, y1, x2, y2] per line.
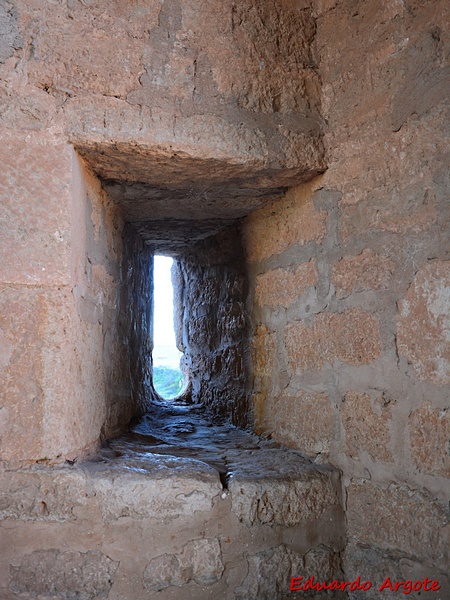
[255, 260, 318, 308]
[409, 402, 450, 478]
[0, 132, 73, 286]
[235, 544, 342, 600]
[243, 183, 327, 264]
[270, 392, 335, 455]
[9, 549, 118, 600]
[344, 543, 450, 600]
[228, 449, 341, 527]
[285, 309, 382, 374]
[332, 249, 395, 298]
[143, 538, 223, 591]
[347, 481, 448, 567]
[340, 391, 394, 463]
[397, 260, 450, 385]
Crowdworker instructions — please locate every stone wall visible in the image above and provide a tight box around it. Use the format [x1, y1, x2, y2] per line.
[175, 226, 250, 427]
[0, 147, 127, 464]
[243, 0, 449, 593]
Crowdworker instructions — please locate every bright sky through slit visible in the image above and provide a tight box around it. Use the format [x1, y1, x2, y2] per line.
[153, 255, 183, 369]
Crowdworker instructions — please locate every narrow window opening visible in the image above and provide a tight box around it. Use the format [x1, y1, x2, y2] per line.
[152, 254, 185, 400]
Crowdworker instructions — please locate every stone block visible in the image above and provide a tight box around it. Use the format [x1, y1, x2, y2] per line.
[0, 132, 73, 286]
[243, 183, 327, 264]
[252, 325, 277, 379]
[285, 308, 382, 374]
[409, 402, 450, 477]
[341, 391, 394, 462]
[235, 544, 342, 600]
[332, 249, 395, 298]
[397, 260, 450, 385]
[9, 549, 118, 600]
[270, 392, 335, 455]
[228, 449, 341, 527]
[344, 543, 450, 600]
[255, 260, 318, 307]
[347, 481, 448, 567]
[143, 538, 223, 591]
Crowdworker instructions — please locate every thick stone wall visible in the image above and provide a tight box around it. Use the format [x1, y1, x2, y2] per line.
[175, 226, 250, 427]
[0, 148, 127, 464]
[243, 0, 449, 593]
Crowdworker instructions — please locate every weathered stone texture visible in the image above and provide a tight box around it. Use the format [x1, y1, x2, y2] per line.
[0, 132, 72, 286]
[347, 481, 448, 567]
[177, 226, 250, 426]
[255, 260, 318, 308]
[270, 392, 335, 456]
[285, 309, 382, 374]
[229, 451, 341, 527]
[409, 402, 450, 478]
[343, 543, 450, 600]
[9, 549, 118, 600]
[332, 249, 395, 298]
[144, 538, 223, 591]
[397, 260, 450, 385]
[235, 544, 342, 600]
[0, 0, 22, 64]
[252, 325, 276, 380]
[243, 183, 327, 264]
[341, 392, 394, 463]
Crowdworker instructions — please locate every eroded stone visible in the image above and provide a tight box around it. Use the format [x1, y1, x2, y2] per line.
[397, 260, 450, 385]
[143, 538, 223, 591]
[9, 549, 118, 599]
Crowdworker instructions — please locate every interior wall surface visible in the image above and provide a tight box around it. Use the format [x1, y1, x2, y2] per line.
[243, 0, 450, 592]
[0, 146, 127, 464]
[120, 225, 154, 417]
[175, 226, 250, 427]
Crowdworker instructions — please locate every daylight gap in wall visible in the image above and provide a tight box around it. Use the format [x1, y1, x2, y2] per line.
[152, 254, 185, 401]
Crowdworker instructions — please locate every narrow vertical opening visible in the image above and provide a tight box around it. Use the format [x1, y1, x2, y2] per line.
[152, 254, 185, 400]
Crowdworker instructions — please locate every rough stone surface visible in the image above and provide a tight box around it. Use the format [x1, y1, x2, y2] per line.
[143, 538, 223, 591]
[347, 481, 448, 567]
[9, 549, 119, 600]
[255, 260, 318, 308]
[285, 309, 382, 374]
[228, 450, 341, 527]
[409, 402, 450, 478]
[176, 226, 250, 426]
[332, 249, 396, 298]
[235, 544, 342, 600]
[341, 391, 394, 463]
[343, 543, 450, 600]
[269, 392, 335, 456]
[242, 0, 449, 586]
[397, 260, 450, 385]
[243, 183, 327, 264]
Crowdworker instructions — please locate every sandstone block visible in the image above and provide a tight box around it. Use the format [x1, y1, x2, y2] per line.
[341, 391, 393, 462]
[397, 260, 450, 385]
[344, 543, 450, 600]
[409, 402, 450, 477]
[143, 538, 223, 591]
[228, 450, 341, 527]
[9, 549, 118, 599]
[235, 544, 341, 600]
[0, 458, 222, 523]
[347, 481, 448, 566]
[332, 249, 395, 298]
[243, 184, 327, 263]
[252, 325, 277, 379]
[285, 309, 382, 374]
[0, 132, 72, 286]
[270, 392, 335, 455]
[255, 260, 318, 307]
